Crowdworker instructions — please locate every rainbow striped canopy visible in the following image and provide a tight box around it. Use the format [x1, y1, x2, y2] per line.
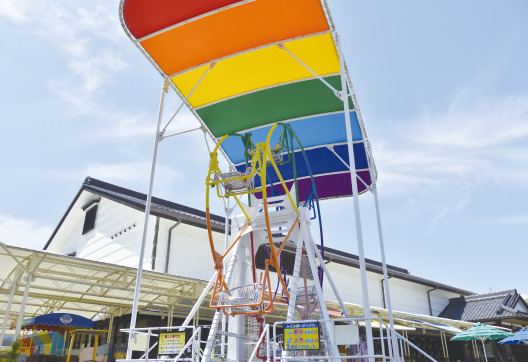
[119, 0, 374, 201]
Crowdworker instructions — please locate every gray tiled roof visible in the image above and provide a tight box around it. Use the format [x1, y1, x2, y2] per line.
[438, 289, 528, 322]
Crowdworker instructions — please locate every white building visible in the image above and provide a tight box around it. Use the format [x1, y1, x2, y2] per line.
[45, 177, 471, 318]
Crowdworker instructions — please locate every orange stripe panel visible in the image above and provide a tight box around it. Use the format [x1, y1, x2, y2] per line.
[140, 0, 330, 76]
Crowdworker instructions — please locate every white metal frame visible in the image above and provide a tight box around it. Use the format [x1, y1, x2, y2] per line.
[117, 3, 403, 359]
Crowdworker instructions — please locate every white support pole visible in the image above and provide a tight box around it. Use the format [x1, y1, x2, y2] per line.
[300, 213, 339, 360]
[202, 239, 243, 362]
[14, 274, 32, 340]
[0, 279, 17, 346]
[202, 310, 222, 362]
[481, 339, 489, 362]
[365, 140, 400, 361]
[167, 305, 173, 327]
[336, 33, 375, 361]
[221, 198, 232, 358]
[307, 233, 350, 318]
[126, 79, 169, 360]
[108, 314, 114, 348]
[182, 273, 216, 328]
[282, 220, 304, 361]
[285, 220, 305, 322]
[160, 63, 214, 135]
[399, 334, 404, 360]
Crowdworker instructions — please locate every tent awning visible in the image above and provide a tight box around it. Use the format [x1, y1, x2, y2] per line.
[22, 313, 94, 332]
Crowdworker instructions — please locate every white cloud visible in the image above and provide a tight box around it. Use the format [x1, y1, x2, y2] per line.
[375, 92, 528, 196]
[371, 91, 528, 232]
[0, 0, 29, 22]
[4, 1, 131, 118]
[0, 214, 53, 250]
[2, 0, 204, 147]
[89, 107, 202, 142]
[50, 50, 128, 109]
[489, 214, 528, 225]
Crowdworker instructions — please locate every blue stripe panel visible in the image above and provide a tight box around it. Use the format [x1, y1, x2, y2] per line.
[234, 143, 367, 186]
[220, 111, 362, 164]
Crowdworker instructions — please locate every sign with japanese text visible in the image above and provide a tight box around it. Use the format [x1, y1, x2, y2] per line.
[283, 322, 320, 350]
[158, 332, 186, 355]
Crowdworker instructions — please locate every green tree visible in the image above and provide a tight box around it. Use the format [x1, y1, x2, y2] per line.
[6, 340, 20, 362]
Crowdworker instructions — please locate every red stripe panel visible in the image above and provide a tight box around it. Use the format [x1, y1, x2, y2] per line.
[123, 0, 244, 39]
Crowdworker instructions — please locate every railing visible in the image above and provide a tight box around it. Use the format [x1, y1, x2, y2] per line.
[248, 323, 270, 362]
[118, 325, 207, 362]
[273, 316, 392, 361]
[173, 327, 201, 362]
[117, 316, 438, 362]
[388, 328, 437, 362]
[272, 316, 437, 362]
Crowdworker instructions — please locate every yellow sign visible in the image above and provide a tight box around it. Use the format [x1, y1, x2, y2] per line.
[158, 332, 186, 355]
[284, 322, 320, 350]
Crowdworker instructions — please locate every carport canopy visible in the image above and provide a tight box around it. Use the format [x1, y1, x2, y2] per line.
[1, 243, 475, 346]
[0, 243, 211, 344]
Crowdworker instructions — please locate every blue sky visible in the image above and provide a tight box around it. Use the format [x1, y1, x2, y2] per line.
[0, 0, 527, 295]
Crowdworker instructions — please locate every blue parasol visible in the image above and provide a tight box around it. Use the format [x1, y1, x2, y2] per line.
[498, 327, 528, 345]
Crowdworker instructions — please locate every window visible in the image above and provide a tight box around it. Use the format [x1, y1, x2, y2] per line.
[82, 205, 98, 235]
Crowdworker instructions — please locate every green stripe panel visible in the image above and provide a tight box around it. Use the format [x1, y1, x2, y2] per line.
[196, 75, 354, 137]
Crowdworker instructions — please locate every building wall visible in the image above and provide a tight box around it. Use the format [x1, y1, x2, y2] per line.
[515, 300, 528, 313]
[255, 253, 460, 316]
[50, 197, 152, 268]
[320, 261, 458, 316]
[153, 218, 226, 280]
[47, 192, 226, 279]
[387, 277, 457, 316]
[322, 260, 384, 307]
[47, 191, 463, 317]
[78, 198, 148, 267]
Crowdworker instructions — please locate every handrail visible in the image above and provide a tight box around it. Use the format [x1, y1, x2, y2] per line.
[139, 329, 158, 360]
[389, 328, 436, 362]
[173, 326, 201, 362]
[376, 318, 436, 362]
[248, 323, 270, 362]
[116, 319, 437, 362]
[273, 316, 390, 361]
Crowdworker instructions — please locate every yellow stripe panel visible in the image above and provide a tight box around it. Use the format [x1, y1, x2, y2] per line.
[171, 33, 340, 108]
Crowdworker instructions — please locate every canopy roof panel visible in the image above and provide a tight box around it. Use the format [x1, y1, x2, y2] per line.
[221, 112, 363, 164]
[135, 0, 329, 76]
[195, 76, 353, 137]
[172, 33, 340, 108]
[120, 0, 375, 200]
[123, 0, 246, 39]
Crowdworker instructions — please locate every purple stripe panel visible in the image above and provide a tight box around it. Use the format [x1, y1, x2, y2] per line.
[254, 171, 371, 202]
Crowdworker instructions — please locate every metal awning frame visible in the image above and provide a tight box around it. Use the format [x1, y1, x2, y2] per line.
[0, 244, 212, 346]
